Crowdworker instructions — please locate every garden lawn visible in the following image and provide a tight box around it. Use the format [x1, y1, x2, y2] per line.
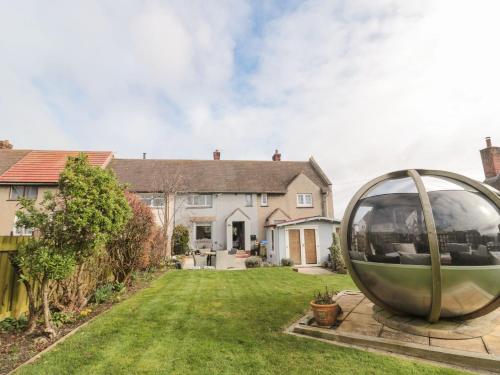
[17, 268, 466, 375]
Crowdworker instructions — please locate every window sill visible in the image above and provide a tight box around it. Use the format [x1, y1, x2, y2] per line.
[296, 206, 313, 208]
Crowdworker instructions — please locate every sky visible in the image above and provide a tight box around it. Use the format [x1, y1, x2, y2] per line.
[1, 0, 499, 217]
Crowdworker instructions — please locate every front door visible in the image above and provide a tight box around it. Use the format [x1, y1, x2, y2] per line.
[288, 229, 302, 264]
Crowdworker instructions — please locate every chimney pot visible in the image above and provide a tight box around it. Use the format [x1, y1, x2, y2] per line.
[486, 137, 492, 148]
[0, 140, 13, 149]
[213, 149, 220, 160]
[272, 149, 281, 161]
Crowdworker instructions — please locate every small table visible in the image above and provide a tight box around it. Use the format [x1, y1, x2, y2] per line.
[204, 251, 216, 266]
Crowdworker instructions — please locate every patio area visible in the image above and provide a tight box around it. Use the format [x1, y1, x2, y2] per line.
[289, 291, 500, 373]
[181, 251, 247, 270]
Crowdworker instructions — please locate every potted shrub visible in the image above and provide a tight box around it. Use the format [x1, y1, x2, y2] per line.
[310, 287, 341, 326]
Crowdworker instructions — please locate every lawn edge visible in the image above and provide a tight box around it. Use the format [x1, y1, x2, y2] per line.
[7, 270, 169, 375]
[7, 307, 111, 375]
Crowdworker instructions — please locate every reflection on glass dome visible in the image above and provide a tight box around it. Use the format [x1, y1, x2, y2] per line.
[349, 176, 500, 266]
[342, 170, 500, 320]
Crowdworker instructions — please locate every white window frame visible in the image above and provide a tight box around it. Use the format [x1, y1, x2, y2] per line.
[296, 193, 313, 207]
[9, 185, 38, 200]
[140, 195, 165, 208]
[13, 215, 34, 237]
[187, 194, 212, 208]
[245, 194, 253, 207]
[195, 222, 212, 240]
[260, 193, 268, 206]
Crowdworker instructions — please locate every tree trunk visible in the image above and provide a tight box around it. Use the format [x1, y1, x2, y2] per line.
[41, 276, 55, 337]
[75, 263, 87, 310]
[23, 279, 39, 333]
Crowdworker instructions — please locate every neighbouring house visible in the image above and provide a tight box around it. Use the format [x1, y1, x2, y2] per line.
[0, 142, 113, 236]
[265, 216, 337, 266]
[109, 149, 334, 258]
[0, 142, 335, 263]
[480, 137, 500, 191]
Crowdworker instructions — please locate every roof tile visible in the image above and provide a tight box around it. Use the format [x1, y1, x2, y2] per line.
[0, 151, 113, 184]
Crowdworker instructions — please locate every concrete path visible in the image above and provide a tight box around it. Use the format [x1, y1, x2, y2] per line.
[293, 267, 333, 275]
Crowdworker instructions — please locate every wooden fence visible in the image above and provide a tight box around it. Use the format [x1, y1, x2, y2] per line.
[0, 236, 29, 320]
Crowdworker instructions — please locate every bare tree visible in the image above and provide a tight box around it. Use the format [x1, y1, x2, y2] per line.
[150, 169, 186, 257]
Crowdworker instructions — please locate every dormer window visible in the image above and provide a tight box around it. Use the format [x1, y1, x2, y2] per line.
[9, 186, 38, 200]
[296, 193, 313, 207]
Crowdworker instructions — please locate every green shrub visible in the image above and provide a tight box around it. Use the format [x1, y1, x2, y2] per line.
[0, 316, 28, 332]
[328, 233, 346, 273]
[281, 258, 294, 267]
[92, 283, 115, 304]
[51, 311, 76, 328]
[172, 225, 190, 255]
[313, 286, 339, 305]
[245, 256, 262, 268]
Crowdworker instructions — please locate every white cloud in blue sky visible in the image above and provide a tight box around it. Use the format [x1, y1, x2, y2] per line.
[1, 0, 499, 215]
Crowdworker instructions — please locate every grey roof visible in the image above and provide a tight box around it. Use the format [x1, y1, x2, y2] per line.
[274, 216, 335, 227]
[109, 158, 332, 193]
[0, 150, 30, 175]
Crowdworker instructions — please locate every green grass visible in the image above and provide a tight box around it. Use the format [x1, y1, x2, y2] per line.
[17, 268, 465, 374]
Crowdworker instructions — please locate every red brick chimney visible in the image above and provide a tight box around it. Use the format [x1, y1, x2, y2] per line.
[0, 140, 13, 149]
[480, 137, 500, 178]
[213, 149, 220, 160]
[272, 149, 281, 161]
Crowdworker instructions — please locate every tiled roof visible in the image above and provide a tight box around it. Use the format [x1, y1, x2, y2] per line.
[0, 150, 30, 175]
[0, 150, 113, 184]
[109, 158, 332, 193]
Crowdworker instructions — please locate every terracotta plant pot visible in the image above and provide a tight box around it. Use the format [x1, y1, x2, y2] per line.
[310, 301, 340, 326]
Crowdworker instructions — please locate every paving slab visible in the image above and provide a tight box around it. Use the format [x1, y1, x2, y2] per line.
[430, 337, 487, 354]
[483, 335, 500, 355]
[287, 290, 500, 373]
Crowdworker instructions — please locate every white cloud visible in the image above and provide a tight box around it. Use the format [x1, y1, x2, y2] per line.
[0, 0, 498, 217]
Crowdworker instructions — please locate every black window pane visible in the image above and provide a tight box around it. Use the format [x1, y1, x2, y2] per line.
[196, 225, 212, 240]
[10, 186, 24, 200]
[427, 179, 500, 265]
[24, 186, 38, 200]
[350, 178, 430, 265]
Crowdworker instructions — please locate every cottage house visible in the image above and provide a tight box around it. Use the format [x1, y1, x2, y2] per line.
[0, 143, 336, 266]
[109, 150, 334, 262]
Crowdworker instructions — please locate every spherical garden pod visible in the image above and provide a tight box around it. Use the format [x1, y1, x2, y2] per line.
[340, 169, 500, 322]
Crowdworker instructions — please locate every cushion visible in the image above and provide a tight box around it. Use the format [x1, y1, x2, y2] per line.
[392, 243, 416, 254]
[446, 243, 471, 254]
[349, 251, 367, 262]
[399, 253, 431, 265]
[451, 252, 490, 266]
[367, 254, 400, 264]
[489, 251, 500, 265]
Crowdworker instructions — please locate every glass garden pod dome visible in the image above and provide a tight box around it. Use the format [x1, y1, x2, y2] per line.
[340, 169, 500, 322]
